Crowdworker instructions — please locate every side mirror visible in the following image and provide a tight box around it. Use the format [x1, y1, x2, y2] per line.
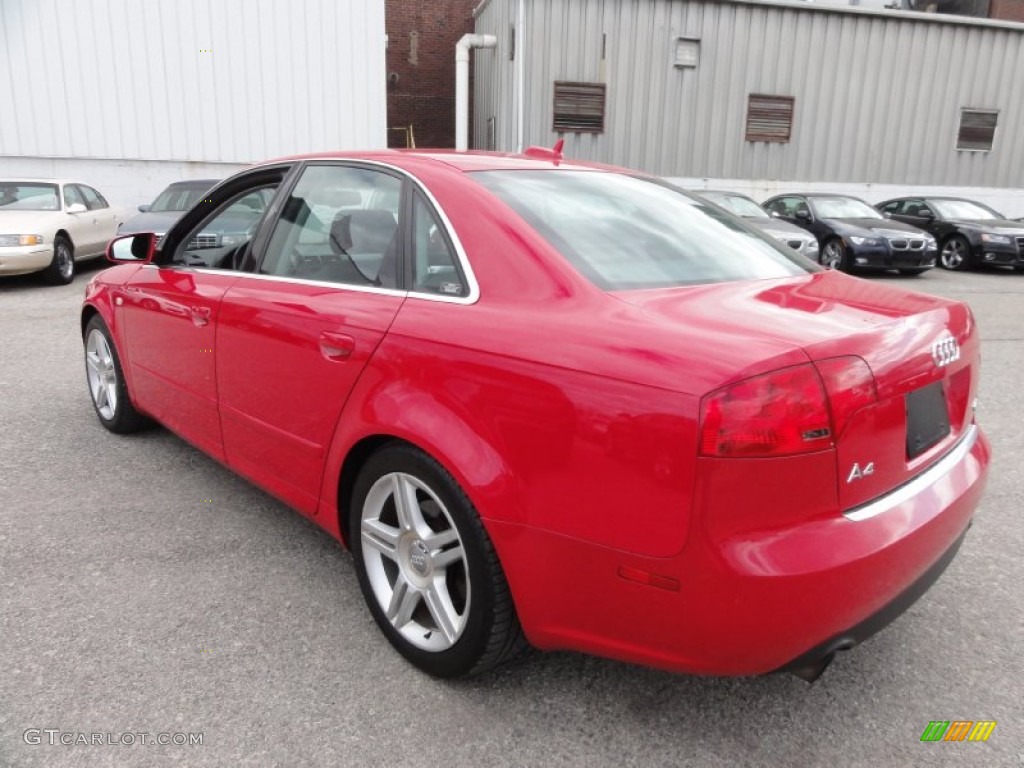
[919, 209, 934, 219]
[138, 204, 151, 213]
[770, 210, 782, 219]
[67, 203, 87, 214]
[795, 209, 811, 220]
[107, 232, 158, 264]
[882, 211, 892, 218]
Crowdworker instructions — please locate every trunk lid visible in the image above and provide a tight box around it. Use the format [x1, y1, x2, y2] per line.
[614, 271, 978, 510]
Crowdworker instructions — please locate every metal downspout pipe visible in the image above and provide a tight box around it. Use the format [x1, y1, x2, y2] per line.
[455, 33, 498, 151]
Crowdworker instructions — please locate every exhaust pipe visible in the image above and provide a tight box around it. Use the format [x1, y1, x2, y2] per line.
[785, 638, 855, 683]
[788, 652, 835, 683]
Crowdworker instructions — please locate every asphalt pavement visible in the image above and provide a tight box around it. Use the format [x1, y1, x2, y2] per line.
[1, 261, 1021, 767]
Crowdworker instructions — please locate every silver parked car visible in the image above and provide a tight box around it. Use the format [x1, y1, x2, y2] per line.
[694, 190, 820, 262]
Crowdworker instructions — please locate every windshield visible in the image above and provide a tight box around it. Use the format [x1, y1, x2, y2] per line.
[702, 192, 770, 219]
[930, 199, 1001, 220]
[150, 183, 216, 212]
[0, 183, 60, 211]
[471, 171, 816, 290]
[810, 197, 882, 220]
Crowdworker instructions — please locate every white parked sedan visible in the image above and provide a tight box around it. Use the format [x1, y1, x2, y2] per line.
[0, 180, 126, 284]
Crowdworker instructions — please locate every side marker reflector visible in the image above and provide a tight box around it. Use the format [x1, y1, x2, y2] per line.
[618, 565, 680, 592]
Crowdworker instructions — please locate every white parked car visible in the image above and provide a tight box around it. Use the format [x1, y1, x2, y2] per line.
[0, 180, 127, 284]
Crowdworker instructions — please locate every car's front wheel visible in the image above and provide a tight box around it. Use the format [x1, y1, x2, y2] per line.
[43, 235, 74, 285]
[84, 315, 150, 433]
[821, 238, 848, 271]
[350, 444, 526, 678]
[939, 236, 970, 271]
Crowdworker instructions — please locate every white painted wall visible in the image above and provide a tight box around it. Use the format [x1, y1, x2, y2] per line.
[668, 178, 1024, 219]
[0, 0, 387, 208]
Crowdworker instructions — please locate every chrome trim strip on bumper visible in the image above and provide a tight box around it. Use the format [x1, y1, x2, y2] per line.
[843, 424, 979, 522]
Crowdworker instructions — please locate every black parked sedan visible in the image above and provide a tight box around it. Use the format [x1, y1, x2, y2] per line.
[877, 196, 1024, 272]
[763, 193, 937, 274]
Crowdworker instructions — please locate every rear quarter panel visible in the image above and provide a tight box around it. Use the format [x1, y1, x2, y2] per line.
[322, 297, 700, 559]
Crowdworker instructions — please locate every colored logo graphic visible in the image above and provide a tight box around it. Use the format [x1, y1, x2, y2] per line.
[920, 721, 996, 742]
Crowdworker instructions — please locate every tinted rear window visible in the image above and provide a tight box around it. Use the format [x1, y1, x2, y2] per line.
[471, 171, 816, 290]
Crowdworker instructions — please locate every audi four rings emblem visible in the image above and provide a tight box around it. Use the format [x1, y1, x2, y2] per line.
[932, 335, 960, 368]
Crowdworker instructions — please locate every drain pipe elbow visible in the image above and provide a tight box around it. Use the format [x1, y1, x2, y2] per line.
[456, 33, 498, 151]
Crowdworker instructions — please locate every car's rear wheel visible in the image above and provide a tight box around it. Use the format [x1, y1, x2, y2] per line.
[43, 235, 74, 285]
[939, 236, 970, 271]
[822, 238, 848, 271]
[350, 444, 526, 677]
[84, 316, 149, 433]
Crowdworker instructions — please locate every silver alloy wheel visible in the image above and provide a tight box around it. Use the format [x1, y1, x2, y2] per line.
[940, 239, 965, 269]
[85, 329, 119, 420]
[56, 241, 73, 279]
[822, 241, 843, 269]
[360, 472, 470, 652]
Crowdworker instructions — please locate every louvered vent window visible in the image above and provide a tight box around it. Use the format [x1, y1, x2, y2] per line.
[553, 81, 606, 133]
[956, 109, 998, 151]
[745, 94, 795, 143]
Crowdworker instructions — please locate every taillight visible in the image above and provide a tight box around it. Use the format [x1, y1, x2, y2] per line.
[699, 364, 831, 457]
[813, 356, 877, 439]
[699, 357, 877, 458]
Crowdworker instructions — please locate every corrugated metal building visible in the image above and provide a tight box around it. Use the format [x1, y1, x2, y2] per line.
[472, 0, 1024, 213]
[0, 0, 386, 207]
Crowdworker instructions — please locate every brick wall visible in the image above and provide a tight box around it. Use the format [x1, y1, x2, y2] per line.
[989, 0, 1024, 20]
[385, 0, 477, 149]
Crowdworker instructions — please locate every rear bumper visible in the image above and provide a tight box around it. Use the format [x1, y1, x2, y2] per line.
[0, 245, 52, 275]
[778, 520, 969, 680]
[491, 424, 990, 676]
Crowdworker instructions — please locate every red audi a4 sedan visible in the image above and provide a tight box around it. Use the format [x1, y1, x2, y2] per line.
[82, 150, 989, 681]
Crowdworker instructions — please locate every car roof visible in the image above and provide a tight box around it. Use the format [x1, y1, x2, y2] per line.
[0, 178, 81, 186]
[165, 178, 220, 188]
[693, 189, 755, 198]
[258, 149, 623, 174]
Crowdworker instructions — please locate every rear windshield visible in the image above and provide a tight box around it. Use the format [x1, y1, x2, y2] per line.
[471, 171, 815, 290]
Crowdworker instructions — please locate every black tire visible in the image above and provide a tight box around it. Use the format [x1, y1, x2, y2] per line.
[350, 443, 527, 678]
[83, 315, 150, 433]
[898, 268, 930, 276]
[939, 235, 970, 271]
[43, 235, 75, 285]
[821, 238, 849, 271]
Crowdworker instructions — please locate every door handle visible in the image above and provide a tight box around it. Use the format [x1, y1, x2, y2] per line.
[319, 331, 355, 361]
[191, 306, 211, 327]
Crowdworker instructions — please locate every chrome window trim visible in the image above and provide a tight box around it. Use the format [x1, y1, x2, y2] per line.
[140, 264, 468, 306]
[843, 424, 979, 522]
